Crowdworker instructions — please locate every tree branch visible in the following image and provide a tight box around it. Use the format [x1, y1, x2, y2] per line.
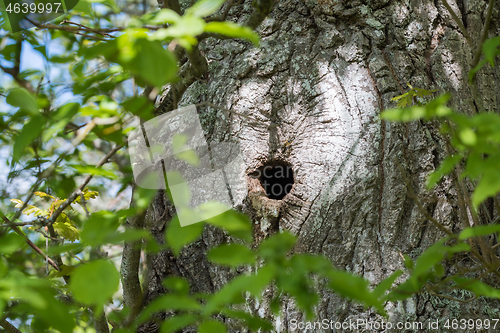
[440, 0, 473, 47]
[471, 0, 496, 68]
[1, 215, 60, 271]
[47, 145, 122, 226]
[245, 0, 276, 30]
[120, 184, 147, 325]
[0, 319, 22, 333]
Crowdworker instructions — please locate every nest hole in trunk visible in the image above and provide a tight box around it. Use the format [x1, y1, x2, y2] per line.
[257, 160, 294, 200]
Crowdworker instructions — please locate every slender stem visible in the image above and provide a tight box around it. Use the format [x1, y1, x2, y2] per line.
[0, 319, 22, 333]
[47, 145, 122, 226]
[440, 0, 473, 47]
[1, 215, 60, 271]
[471, 0, 496, 68]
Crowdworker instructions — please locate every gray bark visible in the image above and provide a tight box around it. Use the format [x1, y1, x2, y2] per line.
[141, 0, 500, 331]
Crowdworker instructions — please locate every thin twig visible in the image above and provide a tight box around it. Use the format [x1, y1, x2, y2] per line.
[471, 0, 496, 68]
[0, 319, 22, 333]
[440, 0, 473, 47]
[395, 160, 454, 236]
[47, 145, 122, 226]
[79, 192, 91, 218]
[0, 221, 35, 227]
[1, 215, 60, 271]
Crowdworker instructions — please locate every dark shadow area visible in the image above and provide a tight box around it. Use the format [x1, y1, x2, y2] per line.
[258, 160, 294, 200]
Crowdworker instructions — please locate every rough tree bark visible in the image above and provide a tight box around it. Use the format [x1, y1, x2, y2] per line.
[139, 0, 500, 331]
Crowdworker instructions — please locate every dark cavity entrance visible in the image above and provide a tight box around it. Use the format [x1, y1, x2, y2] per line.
[258, 161, 294, 200]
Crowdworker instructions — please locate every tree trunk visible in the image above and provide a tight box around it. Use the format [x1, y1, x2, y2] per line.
[141, 0, 500, 331]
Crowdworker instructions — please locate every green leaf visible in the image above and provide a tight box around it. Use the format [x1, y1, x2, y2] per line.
[163, 276, 190, 295]
[122, 96, 154, 120]
[482, 36, 500, 66]
[109, 31, 178, 87]
[221, 309, 273, 331]
[80, 213, 118, 246]
[412, 240, 468, 278]
[68, 164, 118, 180]
[10, 199, 46, 217]
[53, 213, 80, 242]
[204, 22, 260, 46]
[460, 223, 500, 240]
[165, 215, 204, 255]
[373, 270, 403, 299]
[459, 224, 500, 240]
[327, 270, 384, 313]
[382, 94, 452, 122]
[175, 150, 200, 165]
[289, 254, 333, 276]
[137, 294, 201, 324]
[472, 171, 500, 207]
[381, 106, 426, 121]
[69, 260, 120, 312]
[128, 38, 178, 87]
[146, 9, 181, 24]
[426, 154, 462, 189]
[454, 277, 500, 299]
[6, 88, 39, 115]
[198, 202, 253, 242]
[80, 212, 148, 246]
[0, 232, 25, 255]
[160, 314, 198, 333]
[459, 127, 477, 146]
[13, 116, 46, 162]
[167, 171, 191, 208]
[258, 231, 296, 261]
[203, 265, 276, 315]
[198, 320, 227, 333]
[208, 244, 256, 267]
[187, 0, 227, 17]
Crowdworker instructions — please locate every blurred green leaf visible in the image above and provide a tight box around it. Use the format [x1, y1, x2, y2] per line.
[426, 154, 462, 189]
[160, 314, 198, 333]
[258, 231, 296, 261]
[204, 22, 259, 46]
[373, 270, 403, 299]
[137, 294, 201, 324]
[454, 277, 500, 299]
[69, 260, 120, 312]
[163, 276, 190, 295]
[459, 224, 500, 240]
[221, 309, 273, 331]
[165, 215, 204, 255]
[68, 164, 118, 180]
[187, 0, 227, 17]
[208, 243, 256, 267]
[472, 171, 500, 207]
[327, 269, 384, 313]
[13, 116, 46, 162]
[0, 232, 25, 255]
[482, 36, 500, 66]
[6, 88, 39, 115]
[199, 202, 253, 242]
[199, 320, 227, 333]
